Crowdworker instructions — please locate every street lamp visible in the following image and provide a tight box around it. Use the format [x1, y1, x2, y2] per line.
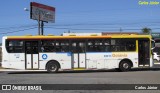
[24, 8, 29, 11]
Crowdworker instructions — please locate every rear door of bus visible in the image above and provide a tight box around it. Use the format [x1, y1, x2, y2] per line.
[25, 41, 39, 69]
[71, 40, 86, 69]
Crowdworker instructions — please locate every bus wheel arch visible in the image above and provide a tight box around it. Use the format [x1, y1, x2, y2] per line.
[119, 59, 133, 72]
[46, 60, 61, 73]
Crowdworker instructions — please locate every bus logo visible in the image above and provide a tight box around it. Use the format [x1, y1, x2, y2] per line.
[42, 54, 48, 60]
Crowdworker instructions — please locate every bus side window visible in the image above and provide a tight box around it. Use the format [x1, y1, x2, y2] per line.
[78, 42, 85, 53]
[111, 46, 116, 51]
[26, 46, 32, 54]
[61, 42, 69, 52]
[87, 42, 94, 52]
[126, 41, 136, 51]
[110, 39, 136, 52]
[6, 40, 24, 53]
[41, 40, 55, 52]
[104, 39, 110, 52]
[71, 42, 77, 52]
[33, 46, 38, 54]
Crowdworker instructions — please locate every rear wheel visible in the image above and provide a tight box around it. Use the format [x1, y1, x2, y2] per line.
[119, 60, 131, 72]
[46, 62, 59, 73]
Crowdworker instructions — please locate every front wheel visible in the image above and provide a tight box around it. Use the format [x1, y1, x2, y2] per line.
[46, 62, 59, 73]
[119, 61, 131, 72]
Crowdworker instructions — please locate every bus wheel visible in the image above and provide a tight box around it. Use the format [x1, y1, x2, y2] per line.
[46, 62, 59, 73]
[119, 60, 131, 72]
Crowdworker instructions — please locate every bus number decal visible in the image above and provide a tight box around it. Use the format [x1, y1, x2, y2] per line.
[104, 54, 112, 57]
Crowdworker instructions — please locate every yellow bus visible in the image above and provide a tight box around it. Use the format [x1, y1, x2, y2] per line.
[2, 34, 154, 72]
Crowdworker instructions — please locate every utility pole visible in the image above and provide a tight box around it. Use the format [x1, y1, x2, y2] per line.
[120, 28, 122, 34]
[41, 21, 44, 35]
[38, 14, 41, 35]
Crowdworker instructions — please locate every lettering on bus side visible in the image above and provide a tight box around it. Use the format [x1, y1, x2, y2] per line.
[112, 54, 128, 57]
[104, 54, 128, 57]
[104, 54, 112, 57]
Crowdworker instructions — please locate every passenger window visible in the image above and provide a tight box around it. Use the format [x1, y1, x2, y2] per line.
[6, 40, 24, 53]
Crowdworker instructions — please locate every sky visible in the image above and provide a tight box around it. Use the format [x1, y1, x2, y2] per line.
[0, 0, 160, 42]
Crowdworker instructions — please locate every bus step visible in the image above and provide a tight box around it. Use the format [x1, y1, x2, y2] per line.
[139, 65, 150, 67]
[153, 64, 160, 68]
[73, 68, 86, 70]
[154, 63, 160, 65]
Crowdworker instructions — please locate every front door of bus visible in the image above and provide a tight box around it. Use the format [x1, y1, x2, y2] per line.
[138, 39, 150, 67]
[71, 41, 86, 68]
[25, 41, 39, 69]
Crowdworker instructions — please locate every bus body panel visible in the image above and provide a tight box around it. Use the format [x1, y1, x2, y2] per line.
[2, 53, 25, 69]
[39, 52, 72, 69]
[87, 60, 97, 69]
[86, 52, 139, 69]
[2, 36, 9, 68]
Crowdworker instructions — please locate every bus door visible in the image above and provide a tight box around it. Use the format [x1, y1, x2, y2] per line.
[71, 41, 86, 69]
[138, 39, 150, 67]
[25, 41, 39, 69]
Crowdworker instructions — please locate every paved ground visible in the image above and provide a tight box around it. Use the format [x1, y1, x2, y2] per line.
[0, 69, 160, 93]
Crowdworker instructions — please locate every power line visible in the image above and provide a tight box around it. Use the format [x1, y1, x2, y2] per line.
[0, 24, 37, 30]
[46, 22, 160, 27]
[0, 27, 37, 34]
[44, 26, 160, 31]
[0, 25, 158, 34]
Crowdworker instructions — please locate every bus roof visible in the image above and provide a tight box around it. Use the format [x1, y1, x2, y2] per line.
[5, 35, 151, 40]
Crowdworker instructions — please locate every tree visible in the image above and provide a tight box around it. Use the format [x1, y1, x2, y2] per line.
[141, 27, 151, 34]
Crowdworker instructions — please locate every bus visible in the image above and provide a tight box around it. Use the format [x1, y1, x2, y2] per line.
[1, 34, 154, 72]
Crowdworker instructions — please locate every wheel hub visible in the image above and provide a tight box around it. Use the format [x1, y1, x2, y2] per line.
[123, 63, 129, 69]
[50, 65, 56, 71]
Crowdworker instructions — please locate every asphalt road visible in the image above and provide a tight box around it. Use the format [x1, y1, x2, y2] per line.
[0, 69, 160, 93]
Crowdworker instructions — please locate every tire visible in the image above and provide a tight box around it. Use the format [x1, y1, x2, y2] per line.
[46, 62, 59, 73]
[119, 60, 131, 72]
